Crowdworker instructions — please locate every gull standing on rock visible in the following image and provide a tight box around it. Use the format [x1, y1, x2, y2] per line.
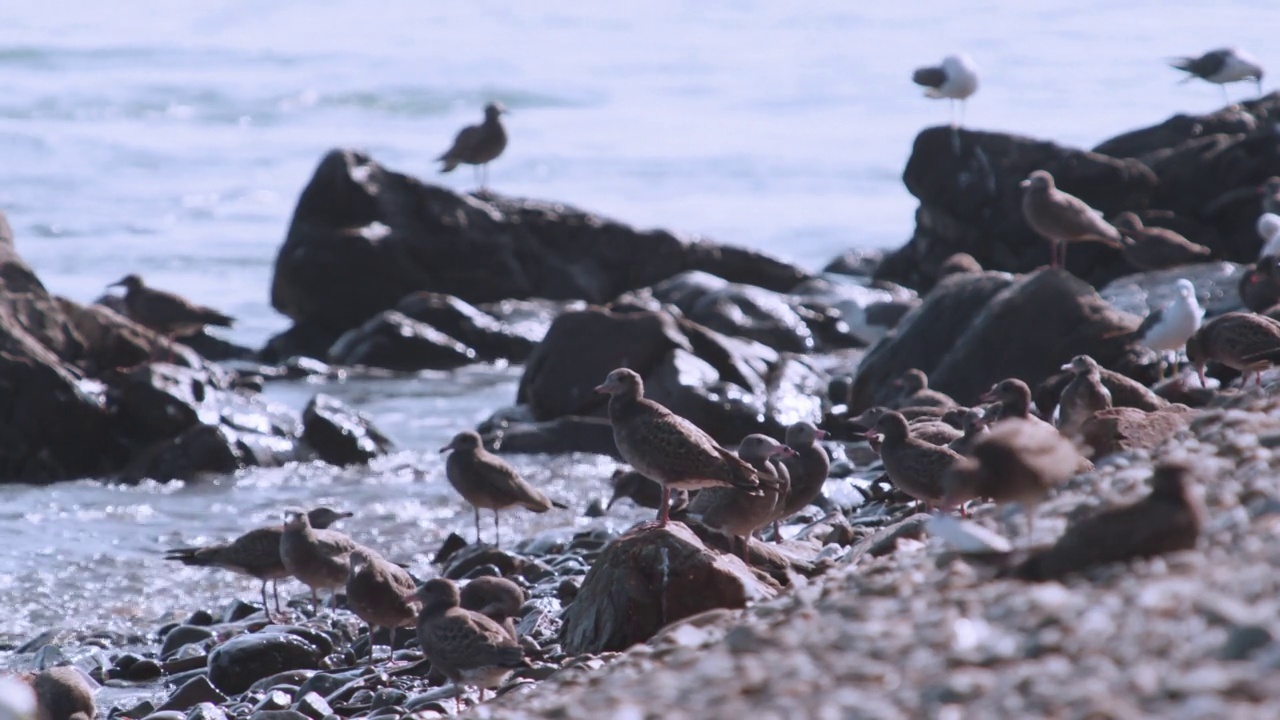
[1135, 278, 1204, 377]
[437, 102, 508, 192]
[891, 368, 958, 409]
[1187, 311, 1280, 387]
[441, 430, 566, 548]
[1057, 356, 1113, 438]
[594, 368, 763, 527]
[280, 507, 359, 612]
[1020, 170, 1123, 269]
[164, 506, 352, 619]
[1169, 48, 1265, 103]
[1112, 213, 1212, 270]
[415, 578, 530, 712]
[773, 422, 831, 531]
[108, 274, 234, 339]
[912, 53, 979, 127]
[346, 547, 419, 663]
[867, 410, 963, 512]
[687, 434, 793, 560]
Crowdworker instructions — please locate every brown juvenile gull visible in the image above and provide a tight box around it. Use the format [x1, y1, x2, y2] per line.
[1169, 48, 1264, 104]
[911, 53, 979, 127]
[165, 506, 352, 619]
[1020, 170, 1123, 269]
[416, 578, 530, 712]
[981, 379, 1049, 426]
[891, 368, 958, 409]
[280, 506, 359, 612]
[441, 430, 566, 548]
[1112, 212, 1212, 270]
[460, 576, 527, 641]
[687, 434, 793, 559]
[1057, 355, 1113, 438]
[942, 418, 1082, 536]
[946, 407, 990, 456]
[594, 368, 762, 527]
[108, 274, 234, 339]
[867, 410, 964, 512]
[773, 421, 831, 530]
[1013, 462, 1204, 580]
[437, 102, 508, 191]
[849, 406, 962, 446]
[346, 547, 419, 663]
[29, 668, 95, 720]
[1186, 311, 1280, 387]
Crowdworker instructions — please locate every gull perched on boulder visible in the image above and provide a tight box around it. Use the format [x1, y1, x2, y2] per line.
[1169, 47, 1264, 104]
[912, 53, 979, 127]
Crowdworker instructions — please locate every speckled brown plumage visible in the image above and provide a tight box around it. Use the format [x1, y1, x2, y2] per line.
[1188, 311, 1280, 386]
[869, 410, 962, 509]
[1112, 213, 1211, 271]
[30, 668, 95, 720]
[1013, 462, 1204, 580]
[1058, 355, 1113, 437]
[346, 547, 419, 663]
[280, 507, 359, 611]
[891, 369, 958, 409]
[776, 422, 831, 521]
[165, 506, 351, 618]
[109, 274, 234, 338]
[1020, 170, 1122, 268]
[850, 406, 962, 446]
[416, 578, 529, 710]
[441, 430, 564, 548]
[595, 368, 761, 526]
[460, 576, 526, 641]
[943, 418, 1082, 535]
[982, 379, 1050, 427]
[689, 434, 792, 558]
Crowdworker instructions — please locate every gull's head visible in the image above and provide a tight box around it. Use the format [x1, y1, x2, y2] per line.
[484, 101, 507, 119]
[1175, 278, 1197, 300]
[1020, 170, 1053, 192]
[594, 368, 643, 397]
[1258, 213, 1280, 243]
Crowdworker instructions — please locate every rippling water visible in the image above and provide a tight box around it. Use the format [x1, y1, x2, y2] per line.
[1, 1, 1276, 648]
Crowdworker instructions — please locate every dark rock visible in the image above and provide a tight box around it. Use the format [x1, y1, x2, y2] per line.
[253, 691, 292, 713]
[823, 248, 884, 278]
[123, 423, 250, 483]
[248, 711, 309, 720]
[370, 689, 408, 712]
[156, 676, 228, 713]
[300, 393, 392, 466]
[222, 599, 259, 623]
[480, 415, 619, 457]
[647, 271, 819, 353]
[854, 269, 1139, 410]
[292, 693, 332, 720]
[327, 310, 477, 370]
[395, 292, 540, 362]
[432, 533, 469, 566]
[442, 545, 522, 580]
[1220, 624, 1273, 661]
[140, 712, 186, 720]
[125, 658, 164, 681]
[267, 149, 808, 359]
[293, 673, 349, 702]
[560, 523, 776, 655]
[161, 626, 217, 659]
[206, 633, 322, 695]
[879, 127, 1158, 290]
[184, 610, 215, 627]
[185, 702, 228, 720]
[1093, 99, 1266, 160]
[1079, 405, 1196, 458]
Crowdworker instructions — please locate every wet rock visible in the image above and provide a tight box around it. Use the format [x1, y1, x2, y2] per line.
[221, 599, 259, 623]
[1079, 405, 1196, 458]
[480, 416, 619, 458]
[293, 673, 349, 701]
[185, 703, 228, 720]
[878, 127, 1158, 290]
[206, 633, 322, 695]
[253, 691, 293, 713]
[248, 711, 309, 720]
[395, 291, 540, 362]
[184, 610, 215, 627]
[561, 523, 777, 655]
[1220, 625, 1273, 661]
[156, 677, 228, 713]
[300, 393, 392, 466]
[442, 545, 523, 580]
[125, 658, 163, 681]
[823, 248, 884, 278]
[266, 149, 807, 359]
[161, 625, 216, 658]
[647, 271, 818, 353]
[292, 692, 332, 720]
[371, 689, 408, 712]
[140, 712, 186, 720]
[326, 310, 477, 370]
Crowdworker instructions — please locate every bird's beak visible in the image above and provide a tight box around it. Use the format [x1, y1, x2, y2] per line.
[1197, 365, 1207, 388]
[438, 442, 454, 453]
[775, 446, 797, 458]
[1060, 362, 1073, 371]
[593, 383, 611, 394]
[339, 511, 354, 519]
[979, 389, 997, 402]
[1019, 179, 1031, 188]
[862, 429, 878, 440]
[815, 429, 828, 439]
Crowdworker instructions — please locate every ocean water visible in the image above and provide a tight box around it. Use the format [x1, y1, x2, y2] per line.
[0, 0, 1276, 647]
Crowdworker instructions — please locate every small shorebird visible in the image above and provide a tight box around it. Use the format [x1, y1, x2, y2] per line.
[1112, 213, 1211, 271]
[346, 547, 419, 663]
[108, 274, 234, 339]
[1014, 462, 1204, 580]
[165, 506, 352, 619]
[1057, 356, 1113, 438]
[459, 576, 526, 641]
[946, 407, 990, 456]
[415, 578, 530, 712]
[891, 368, 958, 409]
[942, 418, 1081, 536]
[912, 53, 979, 127]
[1169, 48, 1264, 104]
[280, 507, 360, 612]
[774, 421, 831, 529]
[594, 368, 763, 527]
[1188, 311, 1280, 387]
[437, 102, 508, 191]
[981, 379, 1054, 430]
[867, 410, 963, 513]
[849, 406, 961, 446]
[1020, 170, 1122, 269]
[440, 430, 566, 548]
[1134, 279, 1204, 377]
[687, 434, 793, 560]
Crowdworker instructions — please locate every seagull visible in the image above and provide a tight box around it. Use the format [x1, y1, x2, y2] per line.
[912, 53, 980, 127]
[1169, 48, 1264, 104]
[437, 102, 508, 192]
[1258, 213, 1280, 259]
[1020, 170, 1123, 269]
[1136, 279, 1204, 378]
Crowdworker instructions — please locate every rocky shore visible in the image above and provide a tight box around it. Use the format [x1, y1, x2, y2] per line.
[4, 95, 1280, 720]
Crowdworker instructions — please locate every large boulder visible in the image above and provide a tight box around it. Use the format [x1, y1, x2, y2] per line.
[877, 127, 1158, 290]
[267, 149, 810, 359]
[852, 269, 1140, 410]
[206, 633, 322, 695]
[560, 523, 776, 655]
